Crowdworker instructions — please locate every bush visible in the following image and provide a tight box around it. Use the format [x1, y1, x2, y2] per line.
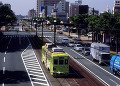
[68, 36, 72, 38]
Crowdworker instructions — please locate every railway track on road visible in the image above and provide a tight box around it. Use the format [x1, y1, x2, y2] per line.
[29, 36, 105, 86]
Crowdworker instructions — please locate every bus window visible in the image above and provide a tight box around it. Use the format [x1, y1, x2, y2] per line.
[59, 59, 64, 65]
[65, 59, 68, 65]
[54, 59, 58, 65]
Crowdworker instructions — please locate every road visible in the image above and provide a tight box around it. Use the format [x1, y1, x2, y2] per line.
[37, 27, 120, 86]
[0, 25, 50, 86]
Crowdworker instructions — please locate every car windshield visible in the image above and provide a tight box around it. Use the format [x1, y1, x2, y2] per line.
[76, 45, 82, 47]
[101, 54, 110, 60]
[70, 42, 74, 43]
[85, 48, 90, 51]
[63, 38, 68, 40]
[76, 38, 81, 41]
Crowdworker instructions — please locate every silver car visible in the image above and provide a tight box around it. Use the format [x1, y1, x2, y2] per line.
[74, 44, 83, 51]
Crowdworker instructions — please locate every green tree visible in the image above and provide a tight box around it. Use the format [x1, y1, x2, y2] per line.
[0, 5, 16, 27]
[70, 14, 88, 37]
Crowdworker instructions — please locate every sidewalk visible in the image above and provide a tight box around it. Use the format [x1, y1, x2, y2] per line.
[62, 31, 92, 42]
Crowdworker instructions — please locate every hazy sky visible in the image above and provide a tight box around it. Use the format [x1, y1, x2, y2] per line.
[0, 0, 114, 15]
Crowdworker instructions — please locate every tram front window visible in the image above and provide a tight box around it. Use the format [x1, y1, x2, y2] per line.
[54, 59, 58, 65]
[59, 59, 64, 65]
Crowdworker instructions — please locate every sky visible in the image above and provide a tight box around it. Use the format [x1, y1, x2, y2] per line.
[0, 0, 114, 15]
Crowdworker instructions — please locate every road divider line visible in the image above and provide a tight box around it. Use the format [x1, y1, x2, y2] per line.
[3, 67, 5, 74]
[5, 52, 6, 55]
[2, 83, 4, 86]
[4, 57, 5, 62]
[110, 79, 119, 85]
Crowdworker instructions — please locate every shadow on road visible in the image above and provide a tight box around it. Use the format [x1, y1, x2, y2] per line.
[0, 70, 30, 84]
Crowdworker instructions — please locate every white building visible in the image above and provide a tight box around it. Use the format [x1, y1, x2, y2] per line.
[113, 0, 120, 14]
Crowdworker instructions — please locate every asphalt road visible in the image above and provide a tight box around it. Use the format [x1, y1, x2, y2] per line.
[39, 28, 120, 86]
[0, 36, 32, 86]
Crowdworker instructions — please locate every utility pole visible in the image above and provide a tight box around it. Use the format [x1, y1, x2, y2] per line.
[92, 8, 94, 43]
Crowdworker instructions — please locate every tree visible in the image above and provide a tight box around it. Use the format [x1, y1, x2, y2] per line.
[0, 5, 16, 27]
[85, 15, 100, 42]
[70, 14, 88, 37]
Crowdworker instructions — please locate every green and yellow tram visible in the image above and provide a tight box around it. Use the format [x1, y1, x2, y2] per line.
[42, 43, 69, 77]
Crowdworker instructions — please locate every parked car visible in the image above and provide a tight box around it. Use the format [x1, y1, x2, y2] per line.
[74, 44, 83, 51]
[84, 43, 91, 48]
[82, 47, 90, 56]
[57, 31, 63, 34]
[74, 38, 82, 41]
[62, 38, 70, 44]
[68, 41, 75, 47]
[87, 32, 92, 37]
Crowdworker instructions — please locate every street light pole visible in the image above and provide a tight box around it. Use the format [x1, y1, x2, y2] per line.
[41, 19, 44, 44]
[54, 20, 57, 45]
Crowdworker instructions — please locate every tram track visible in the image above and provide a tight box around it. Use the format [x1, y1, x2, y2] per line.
[29, 36, 105, 86]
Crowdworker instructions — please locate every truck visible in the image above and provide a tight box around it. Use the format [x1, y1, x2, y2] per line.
[110, 54, 120, 75]
[90, 43, 110, 64]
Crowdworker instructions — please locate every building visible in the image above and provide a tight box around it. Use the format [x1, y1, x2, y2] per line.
[70, 3, 79, 16]
[113, 0, 120, 14]
[65, 1, 70, 17]
[70, 4, 88, 17]
[28, 9, 36, 18]
[51, 2, 67, 22]
[89, 8, 99, 15]
[37, 0, 64, 17]
[79, 5, 88, 14]
[0, 1, 3, 6]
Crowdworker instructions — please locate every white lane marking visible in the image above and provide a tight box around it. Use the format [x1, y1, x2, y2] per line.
[71, 49, 120, 81]
[5, 52, 6, 55]
[29, 71, 43, 75]
[3, 67, 5, 74]
[21, 45, 34, 86]
[29, 73, 44, 77]
[4, 57, 5, 62]
[27, 66, 40, 69]
[33, 82, 49, 86]
[32, 78, 47, 82]
[21, 42, 49, 86]
[110, 79, 119, 85]
[2, 83, 4, 86]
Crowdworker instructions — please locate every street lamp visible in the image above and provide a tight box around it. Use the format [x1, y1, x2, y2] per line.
[41, 19, 44, 44]
[33, 19, 37, 36]
[54, 20, 57, 45]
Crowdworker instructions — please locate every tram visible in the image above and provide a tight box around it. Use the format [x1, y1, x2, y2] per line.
[42, 43, 69, 77]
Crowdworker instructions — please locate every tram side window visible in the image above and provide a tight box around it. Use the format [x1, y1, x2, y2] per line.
[65, 59, 68, 65]
[54, 59, 58, 65]
[59, 59, 64, 65]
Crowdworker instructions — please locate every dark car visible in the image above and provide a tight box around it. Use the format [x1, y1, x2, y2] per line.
[74, 38, 82, 41]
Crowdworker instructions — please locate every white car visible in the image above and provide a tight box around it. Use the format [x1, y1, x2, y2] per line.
[74, 44, 83, 51]
[68, 41, 75, 47]
[62, 38, 69, 44]
[87, 32, 92, 37]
